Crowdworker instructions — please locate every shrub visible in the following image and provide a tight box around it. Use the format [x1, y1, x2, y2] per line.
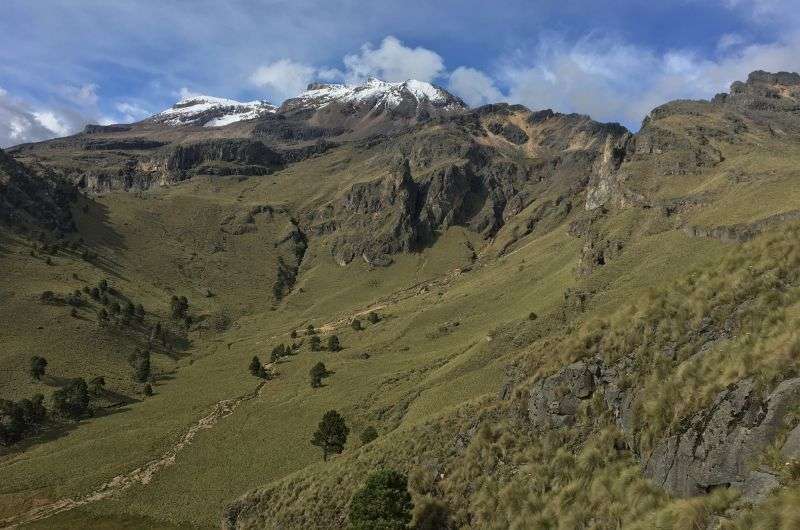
[352, 319, 363, 331]
[349, 469, 413, 530]
[367, 312, 380, 324]
[360, 425, 378, 445]
[310, 335, 322, 351]
[144, 384, 154, 397]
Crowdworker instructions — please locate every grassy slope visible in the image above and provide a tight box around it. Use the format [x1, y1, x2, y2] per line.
[1, 110, 799, 528]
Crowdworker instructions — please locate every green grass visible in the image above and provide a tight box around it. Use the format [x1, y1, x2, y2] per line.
[3, 111, 800, 528]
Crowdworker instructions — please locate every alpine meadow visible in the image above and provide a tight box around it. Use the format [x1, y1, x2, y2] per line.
[2, 2, 800, 529]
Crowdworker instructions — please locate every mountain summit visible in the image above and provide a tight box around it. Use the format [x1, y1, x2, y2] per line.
[149, 95, 277, 127]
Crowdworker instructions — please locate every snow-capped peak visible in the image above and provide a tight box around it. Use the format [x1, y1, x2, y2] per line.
[287, 78, 466, 112]
[150, 95, 277, 127]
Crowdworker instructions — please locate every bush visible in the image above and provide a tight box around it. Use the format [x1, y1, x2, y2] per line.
[310, 335, 322, 351]
[170, 295, 189, 320]
[349, 469, 413, 530]
[143, 384, 154, 396]
[367, 312, 380, 324]
[360, 425, 378, 445]
[352, 319, 363, 331]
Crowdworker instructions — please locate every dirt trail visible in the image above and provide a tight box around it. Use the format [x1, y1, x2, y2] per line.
[1, 381, 266, 529]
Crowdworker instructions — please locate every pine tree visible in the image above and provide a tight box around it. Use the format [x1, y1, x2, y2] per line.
[311, 410, 349, 461]
[327, 335, 341, 352]
[249, 356, 264, 377]
[367, 311, 380, 324]
[309, 362, 327, 388]
[29, 356, 47, 381]
[351, 318, 363, 331]
[310, 335, 322, 351]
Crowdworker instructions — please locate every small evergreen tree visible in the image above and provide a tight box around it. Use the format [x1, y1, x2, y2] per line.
[249, 356, 265, 378]
[310, 335, 322, 351]
[351, 318, 363, 331]
[29, 356, 47, 381]
[360, 425, 378, 445]
[170, 295, 189, 320]
[309, 362, 327, 388]
[367, 311, 380, 324]
[327, 335, 341, 352]
[311, 410, 349, 461]
[306, 323, 316, 335]
[143, 384, 154, 396]
[348, 469, 413, 530]
[129, 350, 151, 383]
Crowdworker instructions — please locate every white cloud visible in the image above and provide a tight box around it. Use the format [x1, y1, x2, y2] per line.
[0, 87, 103, 148]
[115, 101, 150, 122]
[250, 59, 317, 102]
[32, 111, 71, 137]
[493, 31, 800, 129]
[448, 67, 503, 107]
[342, 36, 444, 83]
[58, 83, 100, 106]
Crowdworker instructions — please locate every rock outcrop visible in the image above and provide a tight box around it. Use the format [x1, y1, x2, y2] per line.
[643, 378, 800, 501]
[525, 357, 800, 502]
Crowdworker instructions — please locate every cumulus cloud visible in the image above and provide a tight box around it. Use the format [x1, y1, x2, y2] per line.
[448, 67, 503, 107]
[250, 59, 317, 102]
[0, 85, 118, 148]
[250, 36, 446, 103]
[492, 30, 800, 129]
[115, 101, 151, 122]
[342, 36, 445, 83]
[0, 89, 69, 147]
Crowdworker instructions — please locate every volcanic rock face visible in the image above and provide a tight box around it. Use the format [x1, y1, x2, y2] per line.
[525, 357, 800, 503]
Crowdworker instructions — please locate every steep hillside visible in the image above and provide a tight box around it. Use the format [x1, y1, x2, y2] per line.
[1, 71, 799, 530]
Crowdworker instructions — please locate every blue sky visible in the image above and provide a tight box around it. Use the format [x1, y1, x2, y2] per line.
[1, 0, 799, 146]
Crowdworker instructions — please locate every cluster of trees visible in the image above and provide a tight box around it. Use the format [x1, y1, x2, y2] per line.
[351, 312, 380, 331]
[52, 378, 91, 419]
[128, 349, 151, 383]
[249, 356, 269, 379]
[270, 343, 296, 363]
[0, 394, 46, 446]
[308, 334, 341, 352]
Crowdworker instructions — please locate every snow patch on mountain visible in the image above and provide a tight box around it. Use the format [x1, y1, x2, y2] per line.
[151, 96, 276, 127]
[292, 78, 466, 111]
